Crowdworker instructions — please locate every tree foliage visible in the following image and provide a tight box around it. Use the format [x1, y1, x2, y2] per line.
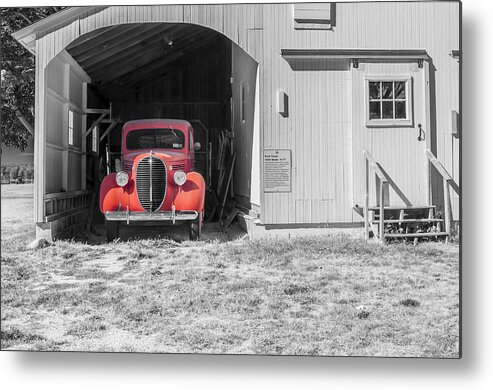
[1, 7, 63, 151]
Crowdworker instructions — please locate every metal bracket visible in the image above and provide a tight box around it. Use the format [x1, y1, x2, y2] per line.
[418, 59, 424, 68]
[352, 58, 359, 69]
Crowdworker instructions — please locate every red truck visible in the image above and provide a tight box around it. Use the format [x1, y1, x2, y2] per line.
[99, 119, 206, 241]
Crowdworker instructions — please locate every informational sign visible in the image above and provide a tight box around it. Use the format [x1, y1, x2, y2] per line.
[263, 149, 292, 193]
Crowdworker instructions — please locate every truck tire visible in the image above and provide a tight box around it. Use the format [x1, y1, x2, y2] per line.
[106, 220, 119, 242]
[189, 212, 203, 240]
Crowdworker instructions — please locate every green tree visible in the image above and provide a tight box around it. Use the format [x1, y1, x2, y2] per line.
[26, 166, 34, 181]
[9, 165, 19, 181]
[18, 167, 25, 183]
[1, 7, 63, 151]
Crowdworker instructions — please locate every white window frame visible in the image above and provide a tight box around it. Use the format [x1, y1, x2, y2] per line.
[92, 124, 99, 153]
[68, 109, 74, 145]
[365, 75, 413, 127]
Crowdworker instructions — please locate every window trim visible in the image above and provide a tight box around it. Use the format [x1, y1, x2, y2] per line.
[91, 124, 99, 154]
[68, 109, 74, 146]
[364, 75, 413, 128]
[125, 128, 185, 151]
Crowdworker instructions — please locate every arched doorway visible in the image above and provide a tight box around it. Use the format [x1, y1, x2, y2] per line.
[42, 22, 259, 237]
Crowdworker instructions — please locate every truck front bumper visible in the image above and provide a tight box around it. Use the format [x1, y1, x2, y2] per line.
[105, 210, 198, 224]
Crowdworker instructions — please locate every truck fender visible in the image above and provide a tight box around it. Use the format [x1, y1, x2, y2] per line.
[100, 173, 125, 213]
[174, 172, 206, 212]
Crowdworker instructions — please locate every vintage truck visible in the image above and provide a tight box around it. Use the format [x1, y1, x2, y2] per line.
[99, 119, 205, 241]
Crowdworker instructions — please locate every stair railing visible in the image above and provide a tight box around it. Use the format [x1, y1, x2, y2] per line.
[363, 150, 388, 242]
[425, 149, 460, 239]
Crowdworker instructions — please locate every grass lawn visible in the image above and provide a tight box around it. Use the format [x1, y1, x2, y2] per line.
[1, 184, 460, 357]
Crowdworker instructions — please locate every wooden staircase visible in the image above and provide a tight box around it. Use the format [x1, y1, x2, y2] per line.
[367, 205, 449, 243]
[363, 149, 458, 244]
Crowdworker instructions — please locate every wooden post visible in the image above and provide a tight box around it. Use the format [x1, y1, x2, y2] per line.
[379, 180, 385, 243]
[443, 178, 451, 243]
[34, 40, 47, 224]
[364, 158, 369, 240]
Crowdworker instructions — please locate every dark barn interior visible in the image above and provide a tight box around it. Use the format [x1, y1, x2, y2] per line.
[65, 23, 237, 223]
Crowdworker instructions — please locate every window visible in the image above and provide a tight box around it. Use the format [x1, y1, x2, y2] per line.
[126, 128, 185, 150]
[366, 78, 412, 126]
[92, 125, 98, 153]
[68, 109, 74, 145]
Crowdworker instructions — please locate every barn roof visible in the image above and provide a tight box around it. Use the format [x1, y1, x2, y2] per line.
[12, 6, 107, 54]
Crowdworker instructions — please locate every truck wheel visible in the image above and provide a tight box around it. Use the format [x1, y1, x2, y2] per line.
[106, 221, 119, 242]
[189, 212, 203, 240]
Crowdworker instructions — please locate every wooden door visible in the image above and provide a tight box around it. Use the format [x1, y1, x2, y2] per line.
[352, 62, 429, 207]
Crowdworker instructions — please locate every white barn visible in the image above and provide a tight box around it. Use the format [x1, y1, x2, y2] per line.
[13, 1, 461, 241]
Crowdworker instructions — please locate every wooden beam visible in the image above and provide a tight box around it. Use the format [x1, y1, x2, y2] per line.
[68, 25, 135, 56]
[379, 180, 385, 243]
[100, 50, 185, 90]
[85, 24, 191, 75]
[71, 24, 158, 60]
[84, 112, 107, 138]
[281, 49, 429, 61]
[77, 24, 174, 66]
[425, 149, 460, 195]
[99, 120, 118, 142]
[89, 26, 205, 83]
[443, 178, 451, 243]
[90, 43, 179, 84]
[121, 38, 220, 93]
[364, 158, 369, 240]
[363, 150, 387, 183]
[85, 108, 110, 114]
[15, 110, 34, 136]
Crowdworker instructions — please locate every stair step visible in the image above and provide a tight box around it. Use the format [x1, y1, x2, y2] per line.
[369, 205, 435, 211]
[384, 232, 449, 238]
[372, 218, 444, 224]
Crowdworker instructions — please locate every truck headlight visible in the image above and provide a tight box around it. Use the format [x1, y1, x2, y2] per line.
[115, 171, 129, 187]
[174, 170, 186, 186]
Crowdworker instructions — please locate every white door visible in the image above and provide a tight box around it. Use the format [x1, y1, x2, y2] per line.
[352, 61, 429, 207]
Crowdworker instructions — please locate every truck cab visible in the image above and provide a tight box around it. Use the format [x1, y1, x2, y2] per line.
[99, 119, 206, 241]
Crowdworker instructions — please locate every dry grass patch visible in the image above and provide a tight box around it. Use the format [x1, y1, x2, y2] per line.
[1, 187, 459, 357]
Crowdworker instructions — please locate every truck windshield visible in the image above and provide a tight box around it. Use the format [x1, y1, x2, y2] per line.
[126, 128, 185, 150]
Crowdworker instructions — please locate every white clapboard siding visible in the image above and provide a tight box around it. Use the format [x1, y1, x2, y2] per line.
[30, 2, 459, 226]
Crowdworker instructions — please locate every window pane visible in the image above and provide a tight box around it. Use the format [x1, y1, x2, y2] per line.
[369, 82, 381, 99]
[382, 82, 393, 99]
[126, 128, 185, 150]
[395, 101, 407, 119]
[369, 102, 381, 119]
[394, 82, 406, 99]
[382, 101, 394, 119]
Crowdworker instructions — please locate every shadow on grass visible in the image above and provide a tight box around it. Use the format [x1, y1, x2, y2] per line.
[73, 221, 246, 246]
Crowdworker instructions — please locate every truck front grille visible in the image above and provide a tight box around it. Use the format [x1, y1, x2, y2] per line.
[136, 155, 167, 212]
